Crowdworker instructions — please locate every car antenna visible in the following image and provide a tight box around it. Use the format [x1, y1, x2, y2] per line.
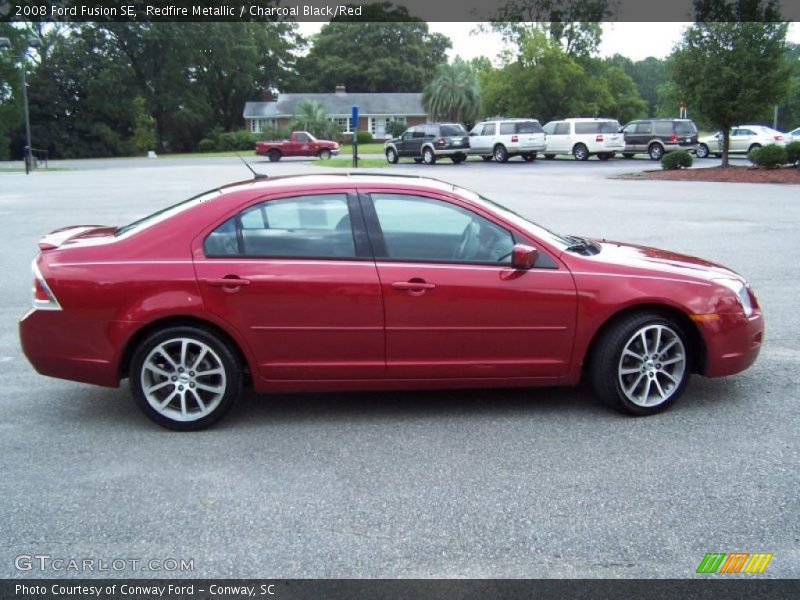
[234, 152, 268, 180]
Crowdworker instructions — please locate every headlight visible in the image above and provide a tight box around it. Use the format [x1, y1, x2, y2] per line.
[713, 278, 753, 317]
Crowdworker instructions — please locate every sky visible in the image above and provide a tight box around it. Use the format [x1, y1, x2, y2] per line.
[296, 21, 800, 63]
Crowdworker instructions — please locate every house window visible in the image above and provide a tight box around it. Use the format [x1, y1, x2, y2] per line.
[330, 117, 351, 133]
[370, 116, 407, 138]
[250, 118, 276, 134]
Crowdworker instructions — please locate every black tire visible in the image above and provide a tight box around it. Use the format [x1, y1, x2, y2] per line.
[748, 143, 761, 153]
[268, 149, 281, 162]
[648, 143, 665, 161]
[318, 148, 331, 160]
[481, 155, 492, 161]
[450, 153, 466, 163]
[413, 157, 424, 163]
[622, 153, 635, 159]
[589, 312, 691, 416]
[597, 152, 612, 161]
[130, 325, 243, 431]
[696, 144, 709, 158]
[493, 145, 508, 163]
[544, 154, 556, 160]
[422, 147, 436, 165]
[572, 144, 589, 161]
[522, 153, 535, 162]
[385, 147, 399, 164]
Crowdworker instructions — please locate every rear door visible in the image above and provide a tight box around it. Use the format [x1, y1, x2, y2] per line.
[193, 190, 384, 381]
[359, 189, 577, 380]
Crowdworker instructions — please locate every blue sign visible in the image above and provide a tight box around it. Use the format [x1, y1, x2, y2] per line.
[351, 106, 359, 129]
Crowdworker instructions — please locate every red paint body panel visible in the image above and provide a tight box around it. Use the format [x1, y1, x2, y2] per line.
[18, 175, 764, 397]
[254, 132, 339, 158]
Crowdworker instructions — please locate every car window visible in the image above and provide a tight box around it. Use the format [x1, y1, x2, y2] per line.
[204, 194, 356, 259]
[635, 122, 652, 134]
[295, 133, 309, 142]
[654, 122, 672, 135]
[553, 122, 570, 135]
[499, 123, 515, 135]
[480, 123, 495, 136]
[371, 194, 514, 264]
[740, 129, 755, 136]
[675, 121, 697, 135]
[441, 124, 467, 137]
[574, 122, 600, 134]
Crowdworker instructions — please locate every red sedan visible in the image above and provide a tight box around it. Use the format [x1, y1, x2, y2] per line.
[19, 174, 764, 430]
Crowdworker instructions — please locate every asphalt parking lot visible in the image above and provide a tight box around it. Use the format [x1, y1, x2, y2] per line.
[0, 156, 797, 578]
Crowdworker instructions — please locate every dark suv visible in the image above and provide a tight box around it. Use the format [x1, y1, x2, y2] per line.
[621, 118, 698, 160]
[385, 123, 470, 165]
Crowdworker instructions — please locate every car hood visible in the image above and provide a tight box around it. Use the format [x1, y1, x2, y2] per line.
[584, 239, 744, 283]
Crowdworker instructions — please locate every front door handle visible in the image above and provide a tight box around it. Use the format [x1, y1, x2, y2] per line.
[392, 279, 435, 296]
[203, 277, 251, 288]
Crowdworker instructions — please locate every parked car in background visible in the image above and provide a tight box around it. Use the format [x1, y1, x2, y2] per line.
[621, 118, 698, 160]
[696, 126, 788, 158]
[468, 118, 547, 162]
[20, 174, 764, 429]
[385, 123, 470, 165]
[786, 126, 800, 142]
[255, 131, 339, 162]
[542, 118, 624, 161]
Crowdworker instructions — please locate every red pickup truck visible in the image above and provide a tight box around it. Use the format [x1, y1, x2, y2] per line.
[254, 131, 340, 162]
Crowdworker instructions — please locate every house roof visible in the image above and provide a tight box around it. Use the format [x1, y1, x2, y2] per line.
[244, 93, 426, 119]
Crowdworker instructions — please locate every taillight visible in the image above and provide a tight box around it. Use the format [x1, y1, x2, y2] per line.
[32, 261, 61, 311]
[774, 135, 783, 141]
[436, 138, 445, 146]
[511, 135, 519, 143]
[669, 133, 679, 142]
[596, 134, 604, 142]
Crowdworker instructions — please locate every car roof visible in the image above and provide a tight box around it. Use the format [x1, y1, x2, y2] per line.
[218, 173, 458, 196]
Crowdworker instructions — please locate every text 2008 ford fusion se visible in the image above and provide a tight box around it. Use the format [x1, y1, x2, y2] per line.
[20, 174, 763, 430]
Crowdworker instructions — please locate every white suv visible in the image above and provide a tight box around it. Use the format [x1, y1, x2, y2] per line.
[542, 118, 624, 161]
[468, 118, 546, 162]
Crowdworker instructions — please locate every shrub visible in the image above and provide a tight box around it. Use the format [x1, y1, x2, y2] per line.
[386, 121, 408, 138]
[748, 143, 787, 169]
[198, 138, 216, 153]
[784, 141, 800, 166]
[355, 130, 373, 144]
[216, 130, 257, 151]
[660, 150, 693, 170]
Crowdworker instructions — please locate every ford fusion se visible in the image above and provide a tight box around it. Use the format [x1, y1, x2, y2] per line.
[20, 174, 763, 430]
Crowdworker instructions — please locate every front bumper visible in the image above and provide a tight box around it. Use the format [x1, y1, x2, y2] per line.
[698, 311, 764, 378]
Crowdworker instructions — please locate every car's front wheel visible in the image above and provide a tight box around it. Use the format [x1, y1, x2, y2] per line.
[130, 326, 243, 430]
[318, 149, 331, 160]
[522, 153, 536, 162]
[450, 153, 466, 163]
[590, 312, 690, 416]
[696, 144, 709, 158]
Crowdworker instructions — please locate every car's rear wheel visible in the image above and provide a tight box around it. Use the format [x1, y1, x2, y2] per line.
[481, 155, 492, 161]
[493, 145, 508, 163]
[268, 149, 281, 162]
[696, 144, 709, 158]
[572, 144, 589, 161]
[544, 154, 556, 160]
[648, 143, 665, 161]
[130, 326, 242, 431]
[386, 147, 399, 164]
[622, 153, 635, 159]
[422, 147, 436, 165]
[450, 153, 466, 163]
[522, 153, 536, 162]
[318, 149, 331, 160]
[597, 152, 612, 161]
[590, 312, 690, 416]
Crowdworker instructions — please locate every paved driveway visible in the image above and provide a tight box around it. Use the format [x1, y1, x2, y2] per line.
[0, 157, 797, 578]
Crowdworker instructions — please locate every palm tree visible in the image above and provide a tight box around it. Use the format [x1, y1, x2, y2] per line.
[291, 99, 338, 139]
[422, 59, 481, 124]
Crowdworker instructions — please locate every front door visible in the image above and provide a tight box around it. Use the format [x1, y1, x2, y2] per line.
[360, 191, 577, 380]
[193, 191, 384, 381]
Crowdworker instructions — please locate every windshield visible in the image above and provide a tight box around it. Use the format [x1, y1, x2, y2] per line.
[115, 189, 222, 237]
[452, 185, 572, 250]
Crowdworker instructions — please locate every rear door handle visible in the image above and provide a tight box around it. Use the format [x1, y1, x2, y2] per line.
[392, 280, 435, 296]
[203, 277, 251, 288]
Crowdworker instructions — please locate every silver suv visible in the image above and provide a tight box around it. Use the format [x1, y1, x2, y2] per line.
[468, 118, 547, 162]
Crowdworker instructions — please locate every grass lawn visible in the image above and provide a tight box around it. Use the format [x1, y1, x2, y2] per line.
[339, 143, 386, 154]
[316, 157, 389, 168]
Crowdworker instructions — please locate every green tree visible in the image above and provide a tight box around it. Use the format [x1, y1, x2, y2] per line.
[293, 6, 450, 92]
[290, 99, 338, 139]
[422, 59, 481, 124]
[670, 1, 791, 165]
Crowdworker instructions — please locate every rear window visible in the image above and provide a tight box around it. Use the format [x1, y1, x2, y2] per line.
[675, 121, 697, 135]
[440, 124, 467, 137]
[654, 122, 673, 135]
[500, 121, 543, 135]
[575, 121, 620, 134]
